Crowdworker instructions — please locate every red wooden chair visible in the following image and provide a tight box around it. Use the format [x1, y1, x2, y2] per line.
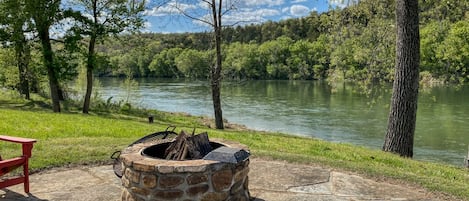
[0, 135, 37, 193]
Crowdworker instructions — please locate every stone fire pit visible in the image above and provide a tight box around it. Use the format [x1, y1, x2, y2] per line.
[119, 138, 250, 201]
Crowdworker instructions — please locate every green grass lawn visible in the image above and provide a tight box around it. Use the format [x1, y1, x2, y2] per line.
[1, 92, 468, 200]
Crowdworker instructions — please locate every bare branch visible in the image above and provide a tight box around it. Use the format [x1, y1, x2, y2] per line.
[147, 0, 172, 10]
[221, 0, 239, 16]
[173, 2, 214, 26]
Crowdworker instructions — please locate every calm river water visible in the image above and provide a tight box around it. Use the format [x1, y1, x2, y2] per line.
[98, 78, 469, 166]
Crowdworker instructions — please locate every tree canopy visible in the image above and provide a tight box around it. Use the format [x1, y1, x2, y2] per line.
[87, 0, 469, 85]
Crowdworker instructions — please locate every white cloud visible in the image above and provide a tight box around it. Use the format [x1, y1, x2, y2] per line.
[243, 0, 285, 7]
[144, 1, 197, 17]
[290, 5, 310, 17]
[144, 0, 331, 32]
[329, 0, 358, 8]
[193, 7, 280, 27]
[227, 8, 280, 25]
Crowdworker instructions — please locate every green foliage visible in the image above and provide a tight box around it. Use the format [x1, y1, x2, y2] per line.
[436, 20, 469, 83]
[54, 48, 81, 83]
[148, 47, 183, 78]
[175, 49, 210, 79]
[420, 20, 450, 76]
[224, 42, 265, 79]
[259, 36, 293, 79]
[287, 40, 315, 79]
[0, 48, 17, 88]
[309, 34, 331, 79]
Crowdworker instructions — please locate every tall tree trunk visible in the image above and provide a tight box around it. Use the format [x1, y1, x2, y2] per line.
[15, 33, 30, 100]
[383, 0, 420, 157]
[38, 28, 61, 112]
[83, 35, 96, 114]
[211, 0, 224, 129]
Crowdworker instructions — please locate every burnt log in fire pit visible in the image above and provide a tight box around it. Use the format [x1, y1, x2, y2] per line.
[118, 131, 250, 201]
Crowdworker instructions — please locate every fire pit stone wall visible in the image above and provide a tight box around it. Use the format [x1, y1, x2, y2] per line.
[120, 138, 250, 201]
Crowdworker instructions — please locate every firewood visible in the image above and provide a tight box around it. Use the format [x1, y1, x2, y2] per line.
[164, 131, 212, 160]
[165, 131, 188, 160]
[187, 132, 212, 159]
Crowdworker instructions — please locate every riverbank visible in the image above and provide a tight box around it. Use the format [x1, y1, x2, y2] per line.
[1, 93, 468, 200]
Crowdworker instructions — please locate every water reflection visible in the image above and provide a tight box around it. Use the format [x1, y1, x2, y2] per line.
[98, 78, 469, 166]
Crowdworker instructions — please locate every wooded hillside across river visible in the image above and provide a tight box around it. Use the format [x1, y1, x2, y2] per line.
[1, 0, 468, 90]
[94, 0, 468, 83]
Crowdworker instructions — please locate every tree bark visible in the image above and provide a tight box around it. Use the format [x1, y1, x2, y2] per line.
[38, 27, 61, 113]
[83, 35, 96, 114]
[82, 0, 98, 114]
[211, 0, 224, 129]
[15, 33, 30, 100]
[383, 0, 420, 157]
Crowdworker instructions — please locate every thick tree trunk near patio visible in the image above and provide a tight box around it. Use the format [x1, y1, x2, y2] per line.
[383, 0, 420, 158]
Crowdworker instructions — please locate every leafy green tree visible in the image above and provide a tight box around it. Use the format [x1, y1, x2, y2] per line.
[148, 47, 183, 78]
[420, 0, 468, 23]
[260, 21, 282, 42]
[288, 40, 314, 79]
[224, 42, 264, 79]
[26, 0, 63, 112]
[329, 37, 360, 80]
[436, 20, 469, 83]
[175, 49, 210, 79]
[135, 41, 164, 77]
[354, 18, 395, 83]
[65, 0, 145, 114]
[0, 0, 32, 99]
[259, 36, 293, 79]
[310, 34, 331, 79]
[420, 21, 450, 78]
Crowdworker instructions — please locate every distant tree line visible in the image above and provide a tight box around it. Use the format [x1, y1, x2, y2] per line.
[96, 0, 468, 85]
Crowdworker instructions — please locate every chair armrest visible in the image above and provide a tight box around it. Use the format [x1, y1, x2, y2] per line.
[0, 135, 37, 158]
[0, 135, 36, 144]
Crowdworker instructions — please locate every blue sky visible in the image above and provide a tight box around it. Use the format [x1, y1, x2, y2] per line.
[143, 0, 347, 33]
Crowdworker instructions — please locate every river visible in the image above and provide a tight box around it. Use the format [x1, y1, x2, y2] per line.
[97, 78, 469, 166]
